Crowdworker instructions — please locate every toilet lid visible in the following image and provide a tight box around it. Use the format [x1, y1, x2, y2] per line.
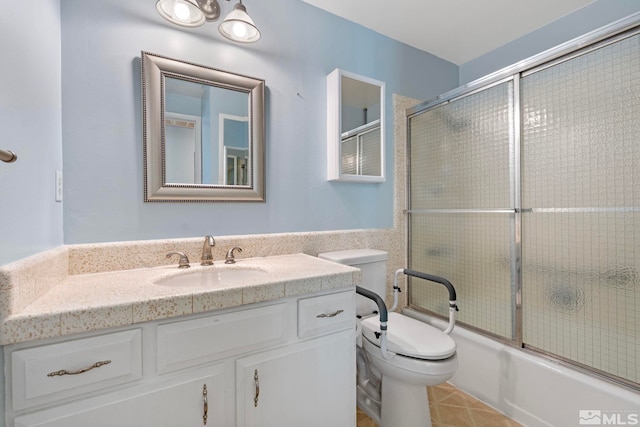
[361, 312, 456, 360]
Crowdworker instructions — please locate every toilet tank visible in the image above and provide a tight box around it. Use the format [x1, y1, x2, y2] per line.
[318, 249, 387, 317]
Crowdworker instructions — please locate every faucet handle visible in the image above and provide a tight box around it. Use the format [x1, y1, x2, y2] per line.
[225, 247, 243, 264]
[166, 251, 190, 269]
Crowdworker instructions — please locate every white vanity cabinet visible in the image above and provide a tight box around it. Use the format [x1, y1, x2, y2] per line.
[4, 289, 356, 427]
[13, 367, 227, 427]
[236, 330, 354, 427]
[236, 291, 356, 427]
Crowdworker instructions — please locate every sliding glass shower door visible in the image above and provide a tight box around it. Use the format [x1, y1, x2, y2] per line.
[520, 32, 640, 384]
[408, 28, 640, 387]
[408, 80, 517, 340]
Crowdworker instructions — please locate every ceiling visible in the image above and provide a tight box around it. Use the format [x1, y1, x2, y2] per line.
[301, 0, 595, 65]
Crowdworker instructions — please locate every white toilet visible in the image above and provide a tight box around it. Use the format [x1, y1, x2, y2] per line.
[318, 249, 457, 427]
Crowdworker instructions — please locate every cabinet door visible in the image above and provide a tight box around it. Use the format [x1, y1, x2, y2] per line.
[14, 363, 227, 427]
[236, 330, 355, 427]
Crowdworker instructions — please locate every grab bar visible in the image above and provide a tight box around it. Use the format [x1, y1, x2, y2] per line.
[403, 269, 457, 302]
[356, 286, 387, 323]
[356, 286, 393, 360]
[356, 269, 459, 361]
[401, 269, 458, 334]
[0, 149, 17, 163]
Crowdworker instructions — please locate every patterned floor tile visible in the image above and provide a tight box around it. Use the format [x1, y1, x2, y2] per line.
[357, 383, 522, 427]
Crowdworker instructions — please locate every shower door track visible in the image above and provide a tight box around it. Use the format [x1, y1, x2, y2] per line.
[526, 207, 640, 213]
[406, 12, 640, 118]
[524, 345, 640, 392]
[408, 209, 515, 214]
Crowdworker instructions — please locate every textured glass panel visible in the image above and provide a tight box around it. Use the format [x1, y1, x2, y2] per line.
[521, 33, 640, 384]
[522, 212, 640, 383]
[410, 213, 514, 339]
[409, 81, 513, 210]
[522, 34, 640, 208]
[341, 137, 357, 175]
[408, 28, 640, 387]
[360, 128, 381, 176]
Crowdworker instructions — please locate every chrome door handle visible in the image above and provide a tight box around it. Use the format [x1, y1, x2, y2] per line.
[253, 369, 260, 407]
[203, 384, 208, 425]
[47, 360, 111, 377]
[316, 309, 344, 318]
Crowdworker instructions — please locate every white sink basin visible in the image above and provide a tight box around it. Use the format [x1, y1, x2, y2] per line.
[156, 267, 267, 288]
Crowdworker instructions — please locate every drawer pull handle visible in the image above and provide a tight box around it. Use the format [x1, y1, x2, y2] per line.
[47, 360, 111, 377]
[254, 369, 260, 407]
[316, 309, 344, 318]
[203, 384, 208, 425]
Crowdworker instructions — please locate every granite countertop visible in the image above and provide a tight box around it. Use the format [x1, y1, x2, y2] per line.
[0, 254, 358, 346]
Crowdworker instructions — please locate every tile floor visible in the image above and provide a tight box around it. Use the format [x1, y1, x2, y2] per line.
[356, 382, 522, 427]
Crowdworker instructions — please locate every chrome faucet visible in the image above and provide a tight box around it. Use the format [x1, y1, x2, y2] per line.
[201, 235, 215, 265]
[166, 251, 190, 269]
[225, 247, 243, 264]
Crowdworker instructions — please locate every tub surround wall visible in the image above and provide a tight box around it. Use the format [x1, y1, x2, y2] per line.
[389, 94, 420, 309]
[407, 310, 640, 427]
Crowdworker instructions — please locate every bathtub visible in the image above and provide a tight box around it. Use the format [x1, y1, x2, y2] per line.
[404, 309, 640, 427]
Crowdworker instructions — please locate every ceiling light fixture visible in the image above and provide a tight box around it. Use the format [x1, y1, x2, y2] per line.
[156, 0, 208, 27]
[155, 0, 260, 43]
[218, 0, 260, 43]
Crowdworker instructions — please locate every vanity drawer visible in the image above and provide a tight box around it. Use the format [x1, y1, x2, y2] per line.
[157, 302, 287, 373]
[11, 329, 142, 411]
[298, 290, 355, 338]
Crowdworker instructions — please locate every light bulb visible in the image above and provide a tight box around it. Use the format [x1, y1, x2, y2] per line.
[218, 1, 260, 42]
[232, 22, 248, 39]
[156, 0, 206, 27]
[173, 2, 191, 21]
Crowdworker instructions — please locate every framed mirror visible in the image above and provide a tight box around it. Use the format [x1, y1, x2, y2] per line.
[141, 51, 265, 202]
[327, 69, 385, 183]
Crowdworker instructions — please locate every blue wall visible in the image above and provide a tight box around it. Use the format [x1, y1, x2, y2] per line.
[459, 0, 640, 84]
[59, 0, 457, 245]
[0, 1, 63, 266]
[3, 0, 638, 267]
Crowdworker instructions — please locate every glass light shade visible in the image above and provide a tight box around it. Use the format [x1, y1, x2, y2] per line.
[219, 2, 260, 43]
[156, 0, 206, 27]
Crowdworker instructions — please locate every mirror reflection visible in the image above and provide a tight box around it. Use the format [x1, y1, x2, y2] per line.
[340, 76, 382, 177]
[141, 51, 265, 202]
[164, 77, 250, 186]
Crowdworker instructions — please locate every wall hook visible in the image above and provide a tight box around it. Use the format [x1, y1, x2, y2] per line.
[0, 149, 17, 163]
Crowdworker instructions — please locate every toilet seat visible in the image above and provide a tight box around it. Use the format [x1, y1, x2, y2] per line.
[361, 312, 456, 360]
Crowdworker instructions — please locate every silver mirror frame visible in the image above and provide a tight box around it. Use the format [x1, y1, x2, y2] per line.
[141, 51, 265, 202]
